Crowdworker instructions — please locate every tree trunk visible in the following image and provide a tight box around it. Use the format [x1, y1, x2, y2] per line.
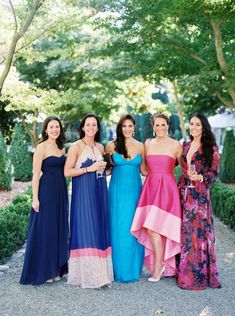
[0, 33, 19, 92]
[172, 81, 187, 141]
[211, 20, 235, 108]
[21, 112, 39, 148]
[0, 0, 44, 94]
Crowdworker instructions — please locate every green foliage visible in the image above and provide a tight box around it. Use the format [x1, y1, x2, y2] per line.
[174, 165, 182, 181]
[10, 124, 32, 181]
[220, 130, 235, 183]
[211, 181, 235, 230]
[0, 101, 16, 144]
[91, 0, 235, 110]
[133, 113, 153, 143]
[0, 189, 32, 263]
[0, 130, 13, 190]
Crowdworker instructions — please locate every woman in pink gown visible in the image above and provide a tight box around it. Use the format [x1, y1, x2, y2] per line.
[131, 113, 182, 282]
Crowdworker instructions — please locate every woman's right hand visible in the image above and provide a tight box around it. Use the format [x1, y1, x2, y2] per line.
[32, 199, 40, 212]
[88, 161, 107, 173]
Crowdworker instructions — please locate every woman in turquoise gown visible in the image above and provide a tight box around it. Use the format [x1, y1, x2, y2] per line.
[106, 114, 147, 282]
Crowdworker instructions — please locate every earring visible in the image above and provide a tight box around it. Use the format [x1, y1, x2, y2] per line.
[153, 132, 156, 137]
[132, 132, 135, 137]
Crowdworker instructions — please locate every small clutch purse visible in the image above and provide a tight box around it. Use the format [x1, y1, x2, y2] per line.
[103, 153, 115, 169]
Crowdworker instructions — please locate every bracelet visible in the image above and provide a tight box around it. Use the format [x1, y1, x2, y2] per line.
[199, 174, 203, 182]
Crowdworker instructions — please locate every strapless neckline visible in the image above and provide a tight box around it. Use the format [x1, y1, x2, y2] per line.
[43, 155, 65, 161]
[114, 152, 141, 162]
[147, 154, 175, 160]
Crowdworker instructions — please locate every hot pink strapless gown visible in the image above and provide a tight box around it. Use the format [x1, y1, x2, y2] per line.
[131, 155, 182, 276]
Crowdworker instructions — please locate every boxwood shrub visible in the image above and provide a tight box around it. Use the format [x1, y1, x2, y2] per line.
[10, 124, 32, 181]
[0, 188, 32, 263]
[211, 181, 235, 230]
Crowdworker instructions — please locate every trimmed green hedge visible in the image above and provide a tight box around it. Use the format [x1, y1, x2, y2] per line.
[220, 130, 235, 183]
[0, 129, 13, 190]
[10, 124, 32, 181]
[211, 181, 235, 230]
[0, 188, 32, 263]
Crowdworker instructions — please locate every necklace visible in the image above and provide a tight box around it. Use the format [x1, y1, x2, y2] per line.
[82, 139, 96, 147]
[82, 138, 97, 159]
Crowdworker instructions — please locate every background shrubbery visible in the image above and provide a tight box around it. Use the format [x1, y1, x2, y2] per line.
[0, 130, 13, 190]
[220, 130, 235, 184]
[10, 124, 32, 181]
[211, 182, 235, 230]
[0, 188, 32, 263]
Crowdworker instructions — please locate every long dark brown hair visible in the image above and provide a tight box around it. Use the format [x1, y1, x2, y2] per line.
[39, 116, 65, 149]
[79, 113, 101, 142]
[114, 114, 136, 158]
[189, 112, 217, 168]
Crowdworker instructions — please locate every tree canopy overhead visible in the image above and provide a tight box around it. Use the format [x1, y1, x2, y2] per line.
[0, 0, 234, 146]
[90, 0, 235, 110]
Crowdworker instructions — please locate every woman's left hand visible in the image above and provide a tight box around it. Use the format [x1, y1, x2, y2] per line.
[188, 171, 201, 181]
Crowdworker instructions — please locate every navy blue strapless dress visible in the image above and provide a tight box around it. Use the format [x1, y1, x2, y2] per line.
[20, 156, 69, 285]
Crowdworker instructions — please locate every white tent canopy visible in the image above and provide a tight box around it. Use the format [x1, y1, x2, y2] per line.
[208, 112, 235, 128]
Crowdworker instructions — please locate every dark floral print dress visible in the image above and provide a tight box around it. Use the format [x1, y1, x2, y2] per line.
[177, 141, 221, 290]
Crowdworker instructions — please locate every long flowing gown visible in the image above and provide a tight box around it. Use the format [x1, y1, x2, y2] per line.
[177, 142, 221, 290]
[67, 145, 113, 288]
[20, 156, 69, 285]
[109, 152, 144, 282]
[131, 155, 181, 277]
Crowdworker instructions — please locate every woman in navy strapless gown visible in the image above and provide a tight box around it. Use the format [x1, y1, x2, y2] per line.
[106, 114, 147, 282]
[20, 117, 69, 285]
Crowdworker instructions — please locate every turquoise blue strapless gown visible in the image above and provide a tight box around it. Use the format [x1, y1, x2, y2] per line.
[109, 152, 144, 282]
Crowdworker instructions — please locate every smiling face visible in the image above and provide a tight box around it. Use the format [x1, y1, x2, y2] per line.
[189, 116, 203, 139]
[121, 119, 135, 139]
[153, 117, 168, 138]
[45, 120, 61, 140]
[82, 116, 98, 138]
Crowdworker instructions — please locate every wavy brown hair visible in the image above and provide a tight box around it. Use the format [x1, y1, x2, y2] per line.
[114, 114, 136, 158]
[189, 112, 217, 168]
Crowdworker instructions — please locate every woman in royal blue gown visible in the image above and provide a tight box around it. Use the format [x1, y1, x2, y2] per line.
[65, 114, 113, 288]
[106, 114, 147, 282]
[20, 117, 69, 285]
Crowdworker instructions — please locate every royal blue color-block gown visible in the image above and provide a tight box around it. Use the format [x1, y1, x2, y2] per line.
[67, 145, 113, 288]
[20, 156, 69, 285]
[109, 152, 144, 282]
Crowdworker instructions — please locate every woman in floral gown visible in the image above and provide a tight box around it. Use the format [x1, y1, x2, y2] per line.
[177, 112, 221, 290]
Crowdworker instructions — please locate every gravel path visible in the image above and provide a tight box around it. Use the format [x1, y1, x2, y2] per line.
[0, 217, 234, 316]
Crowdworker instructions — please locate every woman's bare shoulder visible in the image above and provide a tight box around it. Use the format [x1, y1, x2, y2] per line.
[35, 142, 46, 153]
[106, 140, 115, 152]
[169, 137, 181, 146]
[96, 142, 104, 153]
[67, 140, 84, 154]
